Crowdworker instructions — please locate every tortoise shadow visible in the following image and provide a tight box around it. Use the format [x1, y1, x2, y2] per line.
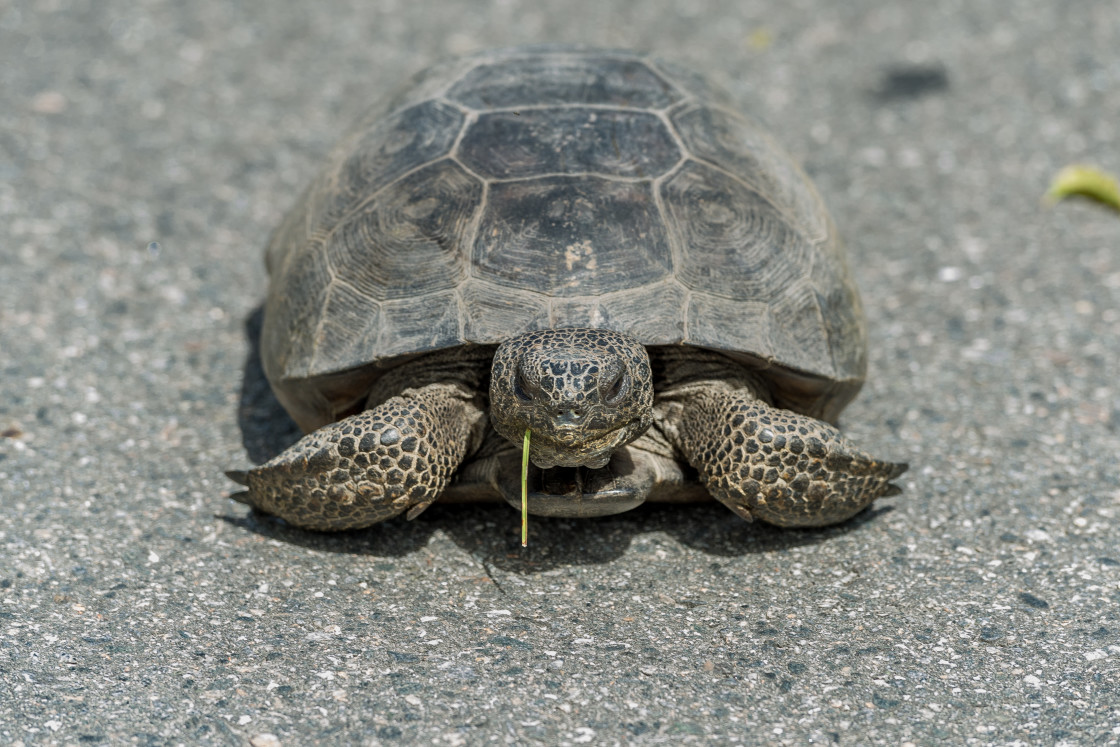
[235, 305, 303, 465]
[217, 500, 892, 569]
[228, 305, 892, 567]
[432, 501, 893, 573]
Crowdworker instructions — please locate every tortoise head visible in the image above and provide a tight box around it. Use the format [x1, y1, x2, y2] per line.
[490, 328, 654, 469]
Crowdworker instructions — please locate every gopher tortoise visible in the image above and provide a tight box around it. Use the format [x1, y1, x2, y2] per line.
[228, 46, 907, 531]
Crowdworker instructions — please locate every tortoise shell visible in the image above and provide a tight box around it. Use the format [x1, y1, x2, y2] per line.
[261, 46, 867, 433]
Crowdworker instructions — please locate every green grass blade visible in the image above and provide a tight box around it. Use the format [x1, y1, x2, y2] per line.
[521, 429, 530, 547]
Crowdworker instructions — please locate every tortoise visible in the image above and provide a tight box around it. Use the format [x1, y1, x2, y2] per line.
[227, 46, 907, 531]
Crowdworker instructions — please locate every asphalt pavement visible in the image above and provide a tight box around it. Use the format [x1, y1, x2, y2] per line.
[2, 0, 1119, 744]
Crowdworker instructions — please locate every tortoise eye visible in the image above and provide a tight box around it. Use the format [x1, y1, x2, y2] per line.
[602, 371, 629, 405]
[513, 365, 534, 402]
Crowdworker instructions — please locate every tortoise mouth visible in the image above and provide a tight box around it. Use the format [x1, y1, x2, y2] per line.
[531, 452, 611, 470]
[526, 424, 635, 469]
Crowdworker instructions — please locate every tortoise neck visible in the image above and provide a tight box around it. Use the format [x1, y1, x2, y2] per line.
[366, 346, 495, 408]
[650, 346, 770, 402]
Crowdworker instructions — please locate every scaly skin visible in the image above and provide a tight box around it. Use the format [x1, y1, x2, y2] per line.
[662, 379, 907, 527]
[230, 382, 486, 530]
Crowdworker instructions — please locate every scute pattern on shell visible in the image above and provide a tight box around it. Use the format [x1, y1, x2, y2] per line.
[261, 46, 867, 432]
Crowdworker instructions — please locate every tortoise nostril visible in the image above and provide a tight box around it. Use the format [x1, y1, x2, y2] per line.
[555, 405, 584, 422]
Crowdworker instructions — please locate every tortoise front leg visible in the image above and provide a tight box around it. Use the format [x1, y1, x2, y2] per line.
[662, 385, 907, 527]
[228, 383, 487, 530]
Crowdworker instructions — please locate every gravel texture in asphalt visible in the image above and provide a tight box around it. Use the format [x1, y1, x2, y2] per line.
[2, 0, 1119, 744]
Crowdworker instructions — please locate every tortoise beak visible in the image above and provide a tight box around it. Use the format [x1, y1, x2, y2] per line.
[527, 425, 628, 469]
[551, 424, 583, 446]
[529, 448, 612, 470]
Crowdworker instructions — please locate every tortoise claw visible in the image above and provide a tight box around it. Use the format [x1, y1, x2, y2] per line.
[228, 490, 252, 505]
[225, 469, 250, 486]
[879, 479, 906, 499]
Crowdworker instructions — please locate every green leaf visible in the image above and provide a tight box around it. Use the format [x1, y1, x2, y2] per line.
[1046, 165, 1120, 212]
